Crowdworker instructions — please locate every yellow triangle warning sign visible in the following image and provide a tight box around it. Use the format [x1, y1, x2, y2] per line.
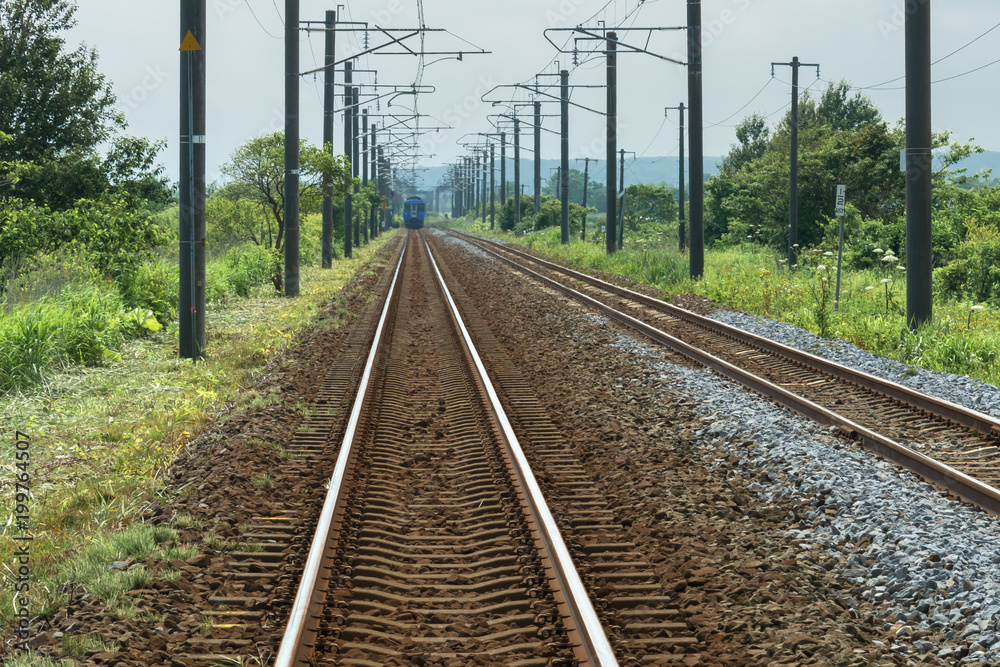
[179, 31, 202, 52]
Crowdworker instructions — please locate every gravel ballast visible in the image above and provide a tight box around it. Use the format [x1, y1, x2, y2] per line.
[711, 310, 1000, 420]
[651, 311, 1000, 663]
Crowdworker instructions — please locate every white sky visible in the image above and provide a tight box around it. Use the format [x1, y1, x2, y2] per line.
[66, 1, 1000, 185]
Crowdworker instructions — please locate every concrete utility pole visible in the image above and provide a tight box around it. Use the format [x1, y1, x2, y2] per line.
[351, 86, 360, 248]
[579, 157, 590, 241]
[343, 61, 353, 258]
[560, 69, 570, 244]
[772, 55, 820, 266]
[362, 108, 369, 244]
[906, 0, 932, 329]
[179, 0, 206, 359]
[481, 150, 487, 226]
[617, 148, 625, 249]
[606, 31, 618, 254]
[687, 1, 704, 277]
[370, 123, 378, 239]
[321, 10, 335, 269]
[666, 103, 686, 251]
[284, 0, 300, 296]
[514, 117, 521, 226]
[500, 132, 507, 202]
[490, 143, 496, 229]
[533, 101, 542, 221]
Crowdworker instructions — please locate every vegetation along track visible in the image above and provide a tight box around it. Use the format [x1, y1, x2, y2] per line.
[450, 231, 1000, 517]
[275, 230, 699, 666]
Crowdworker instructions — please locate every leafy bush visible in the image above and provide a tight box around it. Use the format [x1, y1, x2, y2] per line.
[498, 195, 535, 232]
[0, 198, 167, 279]
[58, 285, 128, 366]
[936, 222, 1000, 303]
[224, 243, 278, 297]
[117, 258, 177, 325]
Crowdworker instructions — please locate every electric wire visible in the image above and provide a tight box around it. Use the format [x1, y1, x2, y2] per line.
[243, 0, 281, 39]
[859, 19, 1000, 90]
[704, 78, 774, 129]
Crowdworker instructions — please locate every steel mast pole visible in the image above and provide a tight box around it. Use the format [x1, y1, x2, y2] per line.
[514, 117, 521, 226]
[560, 69, 570, 244]
[283, 0, 300, 296]
[606, 31, 618, 254]
[321, 10, 335, 268]
[687, 2, 704, 277]
[179, 0, 206, 359]
[343, 61, 353, 258]
[490, 143, 496, 230]
[906, 0, 933, 329]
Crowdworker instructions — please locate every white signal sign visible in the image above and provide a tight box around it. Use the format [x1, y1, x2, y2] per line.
[835, 184, 846, 217]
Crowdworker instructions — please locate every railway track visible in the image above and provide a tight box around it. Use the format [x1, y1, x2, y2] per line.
[448, 230, 1000, 517]
[273, 232, 699, 666]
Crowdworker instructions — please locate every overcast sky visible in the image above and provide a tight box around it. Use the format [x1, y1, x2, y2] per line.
[67, 1, 1000, 186]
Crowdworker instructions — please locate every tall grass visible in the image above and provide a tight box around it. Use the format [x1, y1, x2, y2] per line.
[0, 240, 288, 393]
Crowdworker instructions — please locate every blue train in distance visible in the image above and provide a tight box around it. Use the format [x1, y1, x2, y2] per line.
[402, 196, 426, 229]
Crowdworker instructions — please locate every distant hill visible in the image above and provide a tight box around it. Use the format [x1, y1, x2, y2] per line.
[408, 150, 1000, 191]
[409, 157, 723, 191]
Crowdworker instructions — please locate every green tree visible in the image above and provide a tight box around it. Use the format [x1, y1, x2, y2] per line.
[0, 1, 173, 209]
[219, 132, 354, 252]
[0, 0, 119, 164]
[622, 183, 677, 232]
[543, 168, 607, 213]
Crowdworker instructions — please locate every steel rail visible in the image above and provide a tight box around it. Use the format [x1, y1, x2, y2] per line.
[458, 235, 1000, 517]
[421, 233, 619, 667]
[275, 236, 408, 667]
[454, 232, 1000, 440]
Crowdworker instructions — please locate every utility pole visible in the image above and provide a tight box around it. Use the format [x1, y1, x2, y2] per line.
[906, 0, 932, 329]
[500, 131, 507, 202]
[451, 165, 457, 218]
[481, 150, 487, 226]
[560, 70, 570, 244]
[688, 1, 704, 277]
[514, 117, 521, 226]
[321, 10, 335, 269]
[606, 31, 618, 254]
[467, 156, 474, 215]
[666, 104, 686, 251]
[370, 123, 378, 239]
[617, 148, 625, 249]
[772, 55, 820, 266]
[379, 147, 386, 229]
[179, 0, 205, 359]
[284, 0, 300, 296]
[579, 157, 590, 240]
[352, 86, 360, 248]
[343, 61, 353, 258]
[490, 142, 496, 229]
[362, 108, 369, 244]
[533, 100, 542, 222]
[476, 151, 482, 219]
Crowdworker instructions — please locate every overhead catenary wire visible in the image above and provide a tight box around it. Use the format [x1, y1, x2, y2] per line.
[858, 19, 1000, 90]
[244, 0, 281, 39]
